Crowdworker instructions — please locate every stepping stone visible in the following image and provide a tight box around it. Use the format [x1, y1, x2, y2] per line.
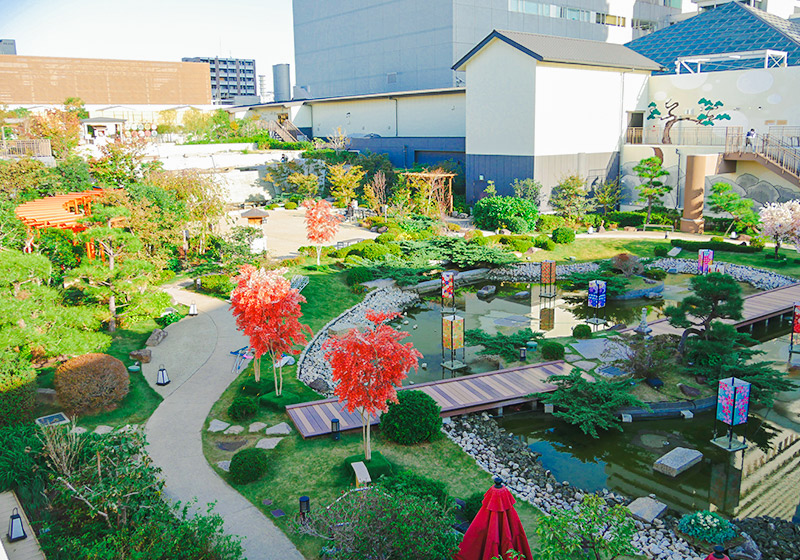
[256, 437, 284, 450]
[653, 447, 702, 477]
[93, 425, 113, 435]
[249, 421, 267, 433]
[564, 353, 580, 362]
[208, 419, 230, 433]
[117, 424, 138, 434]
[216, 440, 247, 452]
[621, 414, 633, 423]
[270, 509, 285, 518]
[596, 365, 629, 378]
[224, 425, 244, 435]
[216, 460, 231, 472]
[680, 410, 694, 419]
[571, 339, 627, 362]
[667, 247, 682, 257]
[265, 422, 292, 436]
[70, 426, 87, 435]
[627, 496, 667, 523]
[574, 360, 596, 371]
[262, 498, 273, 506]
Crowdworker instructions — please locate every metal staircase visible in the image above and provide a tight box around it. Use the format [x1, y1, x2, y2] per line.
[724, 128, 800, 188]
[266, 120, 308, 143]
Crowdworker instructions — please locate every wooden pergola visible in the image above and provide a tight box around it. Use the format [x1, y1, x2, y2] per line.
[401, 170, 456, 214]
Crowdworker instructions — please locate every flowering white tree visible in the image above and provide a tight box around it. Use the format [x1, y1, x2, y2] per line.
[759, 201, 800, 258]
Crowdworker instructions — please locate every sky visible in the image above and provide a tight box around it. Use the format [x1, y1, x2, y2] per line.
[0, 0, 296, 93]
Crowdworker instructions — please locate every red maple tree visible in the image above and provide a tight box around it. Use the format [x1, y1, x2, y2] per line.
[303, 198, 341, 265]
[230, 265, 312, 395]
[324, 311, 422, 460]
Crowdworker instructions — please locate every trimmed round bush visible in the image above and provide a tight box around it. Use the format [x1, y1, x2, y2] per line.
[678, 511, 737, 545]
[346, 266, 374, 286]
[540, 341, 565, 360]
[536, 214, 566, 233]
[653, 246, 669, 257]
[381, 390, 442, 445]
[54, 353, 129, 414]
[572, 324, 592, 339]
[505, 215, 530, 234]
[376, 232, 398, 244]
[533, 235, 556, 251]
[198, 274, 234, 296]
[644, 267, 667, 280]
[0, 352, 37, 427]
[229, 447, 268, 484]
[750, 236, 766, 250]
[284, 201, 298, 210]
[473, 196, 539, 232]
[227, 395, 258, 421]
[358, 243, 390, 260]
[551, 227, 576, 244]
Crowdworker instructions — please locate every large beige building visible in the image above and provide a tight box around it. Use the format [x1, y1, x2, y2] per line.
[0, 55, 211, 105]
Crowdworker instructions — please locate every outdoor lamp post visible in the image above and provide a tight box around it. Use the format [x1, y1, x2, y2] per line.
[299, 496, 310, 523]
[8, 507, 26, 542]
[519, 347, 527, 361]
[189, 301, 198, 316]
[331, 418, 340, 441]
[156, 364, 171, 386]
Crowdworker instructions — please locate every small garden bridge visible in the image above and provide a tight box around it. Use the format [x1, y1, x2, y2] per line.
[622, 281, 800, 337]
[286, 360, 573, 438]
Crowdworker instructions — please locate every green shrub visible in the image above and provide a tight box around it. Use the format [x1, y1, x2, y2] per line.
[198, 274, 234, 296]
[346, 266, 373, 286]
[359, 243, 390, 260]
[239, 378, 272, 397]
[540, 341, 565, 360]
[55, 353, 129, 414]
[345, 451, 393, 480]
[678, 511, 737, 545]
[470, 234, 492, 246]
[0, 353, 37, 427]
[379, 471, 450, 507]
[229, 447, 268, 484]
[644, 268, 667, 280]
[258, 391, 304, 410]
[461, 492, 484, 521]
[155, 312, 181, 328]
[710, 236, 724, 243]
[376, 232, 398, 244]
[473, 196, 539, 232]
[533, 235, 556, 251]
[750, 236, 766, 250]
[445, 222, 461, 232]
[572, 324, 592, 339]
[604, 211, 644, 227]
[551, 227, 576, 244]
[227, 395, 258, 421]
[381, 390, 442, 445]
[536, 214, 566, 232]
[669, 239, 762, 254]
[284, 202, 298, 210]
[653, 246, 669, 257]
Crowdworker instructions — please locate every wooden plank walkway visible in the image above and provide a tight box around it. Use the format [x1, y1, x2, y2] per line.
[286, 360, 573, 439]
[622, 280, 800, 337]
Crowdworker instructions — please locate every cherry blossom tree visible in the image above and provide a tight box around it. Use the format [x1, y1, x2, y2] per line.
[324, 311, 422, 460]
[759, 201, 800, 258]
[302, 198, 341, 265]
[230, 265, 311, 395]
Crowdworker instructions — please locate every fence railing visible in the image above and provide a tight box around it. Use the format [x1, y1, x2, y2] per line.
[768, 126, 800, 148]
[625, 126, 736, 146]
[725, 131, 800, 180]
[0, 138, 52, 157]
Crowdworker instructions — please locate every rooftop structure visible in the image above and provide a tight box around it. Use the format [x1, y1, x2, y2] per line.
[626, 1, 800, 72]
[0, 39, 15, 55]
[181, 56, 257, 103]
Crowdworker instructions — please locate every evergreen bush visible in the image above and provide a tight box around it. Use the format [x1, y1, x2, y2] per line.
[551, 227, 576, 244]
[653, 246, 669, 257]
[381, 390, 442, 445]
[536, 215, 566, 232]
[198, 274, 234, 296]
[229, 447, 268, 484]
[461, 492, 485, 521]
[678, 511, 737, 545]
[346, 267, 374, 286]
[0, 353, 37, 427]
[379, 471, 450, 507]
[227, 395, 258, 421]
[533, 235, 556, 251]
[473, 196, 538, 232]
[54, 353, 129, 414]
[572, 324, 592, 339]
[644, 268, 667, 280]
[540, 341, 566, 360]
[284, 202, 298, 210]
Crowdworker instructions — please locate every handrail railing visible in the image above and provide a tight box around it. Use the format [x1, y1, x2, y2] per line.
[625, 125, 734, 146]
[725, 131, 800, 180]
[0, 138, 52, 158]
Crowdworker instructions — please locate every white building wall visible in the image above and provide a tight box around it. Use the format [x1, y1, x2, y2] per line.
[464, 38, 537, 156]
[396, 93, 465, 137]
[310, 98, 397, 138]
[533, 63, 650, 156]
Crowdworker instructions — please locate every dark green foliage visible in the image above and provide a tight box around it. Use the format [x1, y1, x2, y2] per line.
[239, 378, 272, 397]
[381, 390, 442, 445]
[643, 267, 667, 280]
[398, 214, 437, 233]
[572, 324, 592, 339]
[490, 234, 534, 253]
[540, 340, 565, 360]
[678, 511, 737, 545]
[345, 451, 394, 480]
[551, 227, 575, 244]
[653, 246, 669, 257]
[376, 232, 398, 244]
[473, 196, 539, 232]
[461, 492, 485, 521]
[540, 368, 648, 438]
[198, 273, 234, 296]
[155, 312, 181, 328]
[379, 470, 450, 507]
[38, 227, 80, 277]
[358, 243, 391, 260]
[398, 237, 518, 269]
[613, 335, 677, 380]
[564, 272, 630, 296]
[229, 447, 268, 484]
[227, 395, 258, 421]
[284, 201, 298, 210]
[669, 239, 762, 254]
[465, 328, 543, 362]
[536, 214, 567, 232]
[0, 425, 46, 509]
[0, 352, 37, 427]
[666, 273, 743, 342]
[604, 211, 677, 228]
[505, 215, 531, 234]
[258, 390, 304, 410]
[346, 266, 374, 286]
[534, 235, 556, 251]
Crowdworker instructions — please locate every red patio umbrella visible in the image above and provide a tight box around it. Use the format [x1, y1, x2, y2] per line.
[454, 477, 533, 560]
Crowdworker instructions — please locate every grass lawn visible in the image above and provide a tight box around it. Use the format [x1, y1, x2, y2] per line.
[520, 238, 670, 264]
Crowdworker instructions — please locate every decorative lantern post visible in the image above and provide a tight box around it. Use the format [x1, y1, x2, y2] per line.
[7, 507, 26, 542]
[441, 270, 455, 313]
[540, 260, 556, 299]
[587, 279, 607, 328]
[156, 364, 171, 386]
[789, 302, 800, 363]
[331, 418, 340, 441]
[711, 377, 750, 452]
[299, 496, 310, 524]
[698, 249, 714, 275]
[441, 314, 466, 377]
[189, 301, 198, 316]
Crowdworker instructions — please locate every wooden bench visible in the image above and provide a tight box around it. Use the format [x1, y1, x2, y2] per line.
[351, 461, 372, 488]
[335, 238, 363, 249]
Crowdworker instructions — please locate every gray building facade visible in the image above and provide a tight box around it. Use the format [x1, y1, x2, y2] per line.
[181, 56, 257, 102]
[292, 0, 680, 99]
[0, 40, 16, 55]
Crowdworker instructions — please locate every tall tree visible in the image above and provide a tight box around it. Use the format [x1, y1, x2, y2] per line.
[549, 175, 594, 223]
[302, 198, 341, 265]
[633, 156, 671, 226]
[324, 311, 421, 460]
[511, 178, 542, 204]
[363, 170, 388, 213]
[229, 266, 311, 395]
[665, 272, 744, 352]
[287, 172, 320, 199]
[647, 97, 731, 144]
[592, 180, 621, 215]
[709, 182, 759, 235]
[89, 137, 153, 187]
[327, 163, 365, 206]
[26, 107, 81, 159]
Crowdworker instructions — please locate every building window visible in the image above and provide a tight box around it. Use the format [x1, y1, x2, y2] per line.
[510, 0, 627, 26]
[632, 18, 656, 31]
[596, 13, 626, 26]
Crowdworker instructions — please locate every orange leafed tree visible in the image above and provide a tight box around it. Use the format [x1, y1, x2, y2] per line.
[324, 311, 422, 460]
[303, 198, 341, 265]
[230, 265, 312, 395]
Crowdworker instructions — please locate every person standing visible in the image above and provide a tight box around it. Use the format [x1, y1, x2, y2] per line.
[704, 545, 730, 560]
[745, 128, 756, 152]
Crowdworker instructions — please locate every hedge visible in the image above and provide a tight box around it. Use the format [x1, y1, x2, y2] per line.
[198, 274, 234, 296]
[670, 239, 762, 254]
[0, 353, 37, 427]
[536, 215, 566, 233]
[551, 227, 575, 244]
[473, 196, 538, 233]
[381, 390, 442, 445]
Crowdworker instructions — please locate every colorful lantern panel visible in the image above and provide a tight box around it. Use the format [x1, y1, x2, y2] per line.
[541, 260, 556, 285]
[442, 314, 464, 350]
[793, 302, 800, 334]
[441, 271, 455, 299]
[588, 280, 606, 309]
[540, 307, 555, 331]
[716, 377, 751, 426]
[698, 249, 714, 274]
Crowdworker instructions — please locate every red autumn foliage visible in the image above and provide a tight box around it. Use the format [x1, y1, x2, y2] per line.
[303, 198, 341, 265]
[324, 310, 422, 459]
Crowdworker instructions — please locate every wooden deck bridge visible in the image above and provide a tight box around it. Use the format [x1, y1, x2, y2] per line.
[286, 360, 573, 438]
[622, 280, 800, 337]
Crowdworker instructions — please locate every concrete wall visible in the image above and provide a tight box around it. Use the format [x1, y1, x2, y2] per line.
[349, 137, 465, 168]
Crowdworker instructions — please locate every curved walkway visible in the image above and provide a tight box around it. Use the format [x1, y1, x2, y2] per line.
[144, 284, 303, 560]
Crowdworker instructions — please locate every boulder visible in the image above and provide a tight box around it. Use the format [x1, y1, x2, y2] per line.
[377, 226, 388, 233]
[308, 378, 332, 394]
[729, 532, 762, 560]
[129, 348, 152, 363]
[627, 496, 667, 523]
[265, 422, 292, 435]
[36, 388, 58, 405]
[678, 383, 701, 397]
[145, 328, 168, 347]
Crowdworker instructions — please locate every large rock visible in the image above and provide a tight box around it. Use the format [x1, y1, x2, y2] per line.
[653, 447, 703, 477]
[36, 388, 58, 404]
[627, 496, 667, 523]
[729, 532, 762, 560]
[328, 322, 359, 337]
[678, 383, 701, 397]
[129, 348, 152, 363]
[308, 378, 332, 394]
[145, 329, 168, 347]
